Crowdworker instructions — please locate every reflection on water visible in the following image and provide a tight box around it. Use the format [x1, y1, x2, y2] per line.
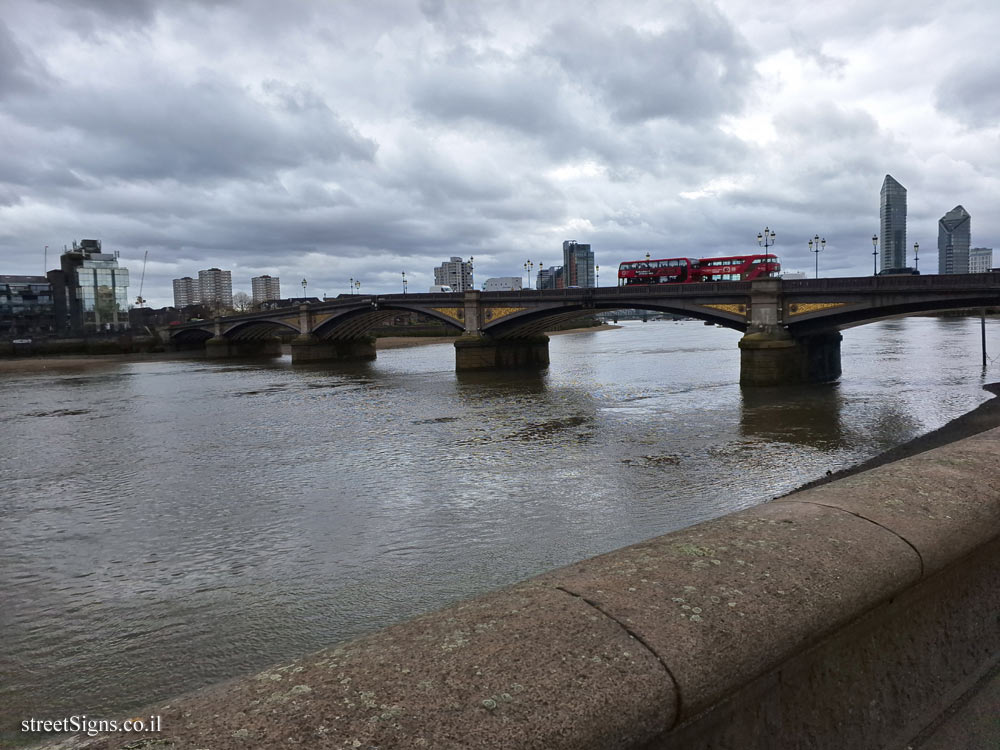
[1, 317, 997, 743]
[740, 384, 846, 448]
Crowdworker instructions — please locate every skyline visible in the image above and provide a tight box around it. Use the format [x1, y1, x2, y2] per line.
[2, 0, 999, 306]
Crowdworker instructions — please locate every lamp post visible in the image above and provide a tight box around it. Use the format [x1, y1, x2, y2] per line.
[913, 242, 919, 273]
[872, 235, 878, 276]
[349, 277, 355, 295]
[596, 264, 600, 288]
[301, 278, 307, 298]
[402, 271, 407, 294]
[808, 235, 826, 279]
[524, 259, 532, 288]
[355, 279, 361, 295]
[468, 256, 474, 290]
[757, 227, 776, 252]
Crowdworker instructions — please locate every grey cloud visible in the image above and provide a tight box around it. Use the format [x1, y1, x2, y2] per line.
[935, 58, 1000, 128]
[539, 6, 756, 124]
[6, 74, 377, 185]
[0, 21, 52, 98]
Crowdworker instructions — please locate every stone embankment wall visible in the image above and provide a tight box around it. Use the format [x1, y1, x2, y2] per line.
[0, 336, 161, 357]
[46, 429, 1000, 749]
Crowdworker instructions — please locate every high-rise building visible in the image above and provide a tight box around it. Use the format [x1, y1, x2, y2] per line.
[197, 268, 233, 310]
[251, 275, 281, 304]
[970, 247, 993, 273]
[938, 206, 971, 275]
[172, 277, 198, 307]
[537, 266, 561, 290]
[49, 239, 130, 333]
[562, 240, 595, 287]
[433, 257, 473, 292]
[880, 175, 907, 272]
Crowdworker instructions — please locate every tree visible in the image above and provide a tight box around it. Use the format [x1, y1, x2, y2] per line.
[232, 291, 253, 312]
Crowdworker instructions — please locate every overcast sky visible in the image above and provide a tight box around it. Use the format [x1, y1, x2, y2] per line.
[2, 0, 998, 306]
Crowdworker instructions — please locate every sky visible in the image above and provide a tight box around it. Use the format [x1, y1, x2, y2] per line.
[2, 0, 999, 306]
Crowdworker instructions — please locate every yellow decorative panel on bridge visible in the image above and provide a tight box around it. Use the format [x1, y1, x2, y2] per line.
[484, 306, 527, 324]
[787, 302, 848, 316]
[431, 307, 465, 323]
[702, 303, 747, 317]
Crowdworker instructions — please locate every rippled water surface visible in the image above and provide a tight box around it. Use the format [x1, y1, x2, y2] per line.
[1, 317, 997, 740]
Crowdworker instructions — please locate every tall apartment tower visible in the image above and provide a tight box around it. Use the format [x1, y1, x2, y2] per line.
[251, 275, 281, 304]
[880, 175, 907, 271]
[172, 277, 198, 307]
[938, 206, 971, 275]
[970, 247, 993, 273]
[562, 240, 595, 287]
[197, 268, 233, 310]
[433, 257, 473, 292]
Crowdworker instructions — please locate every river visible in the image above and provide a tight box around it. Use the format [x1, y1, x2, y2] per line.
[1, 316, 996, 742]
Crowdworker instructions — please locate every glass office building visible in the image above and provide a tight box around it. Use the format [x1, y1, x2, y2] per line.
[880, 175, 907, 271]
[56, 239, 130, 332]
[938, 206, 971, 275]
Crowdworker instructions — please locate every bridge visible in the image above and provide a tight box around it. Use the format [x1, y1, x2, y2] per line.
[165, 273, 1000, 385]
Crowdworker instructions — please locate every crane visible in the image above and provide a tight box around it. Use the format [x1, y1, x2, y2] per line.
[136, 251, 148, 307]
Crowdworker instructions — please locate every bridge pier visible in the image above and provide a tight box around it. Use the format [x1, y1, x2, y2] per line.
[454, 334, 550, 370]
[739, 329, 841, 386]
[204, 336, 282, 359]
[290, 334, 376, 364]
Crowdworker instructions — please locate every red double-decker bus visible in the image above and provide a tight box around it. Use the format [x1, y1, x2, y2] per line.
[618, 254, 780, 285]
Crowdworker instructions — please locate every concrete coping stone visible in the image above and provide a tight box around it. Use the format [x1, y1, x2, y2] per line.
[43, 586, 675, 750]
[775, 426, 1000, 576]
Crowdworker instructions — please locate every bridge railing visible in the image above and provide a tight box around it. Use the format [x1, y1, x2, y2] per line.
[782, 272, 1000, 292]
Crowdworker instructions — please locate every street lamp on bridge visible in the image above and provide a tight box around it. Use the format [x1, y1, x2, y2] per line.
[349, 277, 355, 295]
[402, 271, 407, 294]
[914, 242, 919, 273]
[355, 279, 361, 295]
[808, 235, 826, 279]
[757, 227, 776, 252]
[524, 259, 533, 288]
[596, 264, 600, 288]
[872, 235, 879, 276]
[301, 278, 307, 298]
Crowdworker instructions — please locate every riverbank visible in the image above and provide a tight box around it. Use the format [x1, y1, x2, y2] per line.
[787, 381, 1000, 495]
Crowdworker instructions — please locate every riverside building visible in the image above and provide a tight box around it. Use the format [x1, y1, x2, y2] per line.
[938, 206, 971, 275]
[970, 247, 993, 273]
[563, 240, 595, 287]
[49, 239, 130, 333]
[880, 175, 908, 272]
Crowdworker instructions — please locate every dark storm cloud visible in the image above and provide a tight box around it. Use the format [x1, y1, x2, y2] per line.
[934, 58, 1000, 128]
[5, 74, 376, 185]
[540, 6, 755, 124]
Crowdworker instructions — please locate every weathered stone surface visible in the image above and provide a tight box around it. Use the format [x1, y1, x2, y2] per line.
[538, 500, 921, 720]
[44, 586, 675, 750]
[779, 427, 1000, 575]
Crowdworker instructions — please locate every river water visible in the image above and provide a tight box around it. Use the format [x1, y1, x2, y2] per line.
[1, 316, 997, 741]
